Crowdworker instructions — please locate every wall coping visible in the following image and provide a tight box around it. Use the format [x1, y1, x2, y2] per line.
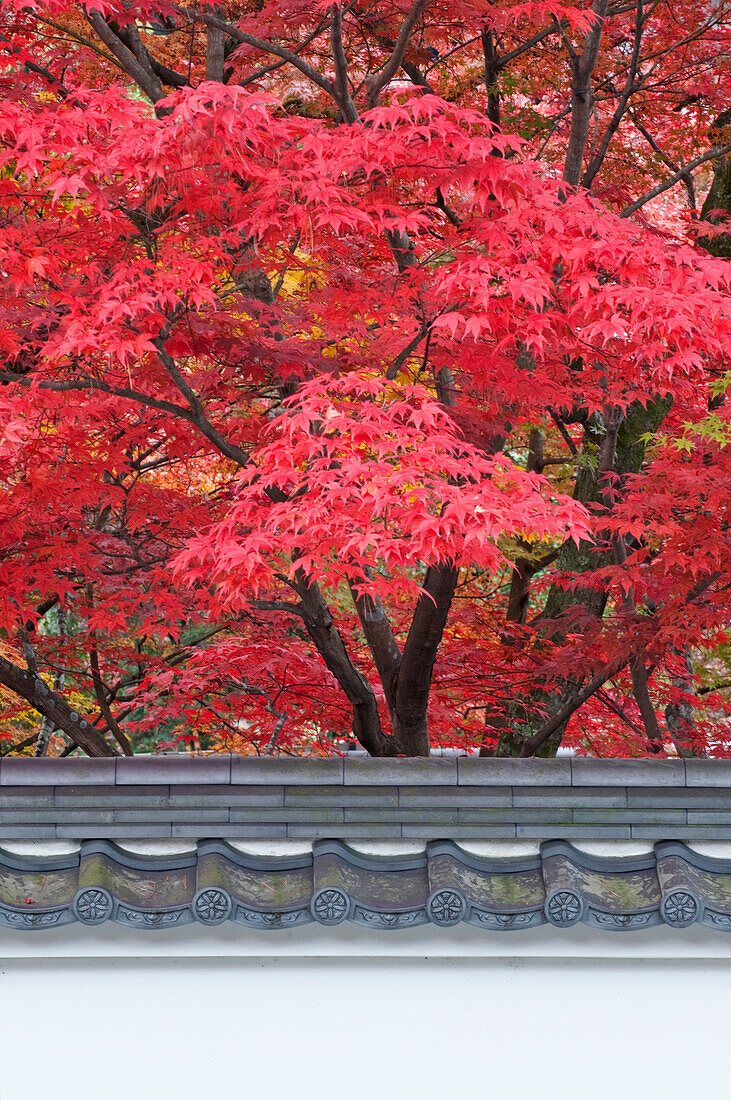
[0, 755, 728, 843]
[0, 754, 728, 787]
[0, 757, 729, 932]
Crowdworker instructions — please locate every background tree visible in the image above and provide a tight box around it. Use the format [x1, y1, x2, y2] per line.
[0, 0, 729, 758]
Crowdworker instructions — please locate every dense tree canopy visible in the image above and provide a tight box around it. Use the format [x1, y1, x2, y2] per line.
[0, 0, 730, 758]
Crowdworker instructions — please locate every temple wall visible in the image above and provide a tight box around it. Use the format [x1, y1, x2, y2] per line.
[1, 928, 730, 1099]
[2, 758, 731, 1099]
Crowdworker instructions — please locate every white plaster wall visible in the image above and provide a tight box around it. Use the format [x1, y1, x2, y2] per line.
[0, 939, 730, 1100]
[2, 839, 730, 1099]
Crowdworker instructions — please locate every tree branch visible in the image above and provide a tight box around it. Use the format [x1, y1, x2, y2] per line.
[173, 5, 336, 96]
[0, 370, 189, 418]
[581, 0, 644, 188]
[348, 572, 402, 713]
[620, 143, 731, 217]
[294, 574, 394, 755]
[385, 323, 431, 380]
[520, 654, 630, 755]
[238, 19, 330, 87]
[0, 652, 118, 757]
[84, 10, 164, 102]
[630, 114, 696, 210]
[205, 6, 226, 83]
[89, 645, 134, 755]
[365, 0, 429, 108]
[330, 4, 358, 122]
[35, 607, 66, 756]
[151, 340, 254, 468]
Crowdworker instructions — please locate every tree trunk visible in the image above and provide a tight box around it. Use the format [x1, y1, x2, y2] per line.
[562, 0, 609, 187]
[699, 110, 731, 257]
[496, 396, 671, 757]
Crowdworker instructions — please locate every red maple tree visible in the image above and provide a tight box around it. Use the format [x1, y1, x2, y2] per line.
[0, 0, 730, 758]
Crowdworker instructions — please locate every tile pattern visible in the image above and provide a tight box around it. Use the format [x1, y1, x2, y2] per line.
[1, 839, 731, 932]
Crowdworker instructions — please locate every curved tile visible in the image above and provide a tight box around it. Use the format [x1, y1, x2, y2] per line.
[541, 841, 660, 929]
[427, 841, 544, 927]
[656, 841, 731, 929]
[1, 839, 731, 932]
[312, 841, 428, 928]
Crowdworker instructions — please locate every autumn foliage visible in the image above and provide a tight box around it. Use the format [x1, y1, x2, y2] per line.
[0, 0, 730, 758]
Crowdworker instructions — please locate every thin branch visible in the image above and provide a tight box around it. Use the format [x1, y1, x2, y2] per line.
[1, 732, 40, 757]
[32, 15, 124, 69]
[0, 371, 193, 425]
[89, 645, 134, 756]
[364, 0, 429, 108]
[620, 143, 731, 217]
[385, 323, 431, 380]
[1, 358, 253, 472]
[152, 339, 253, 468]
[596, 686, 645, 736]
[35, 607, 66, 756]
[239, 20, 329, 87]
[520, 654, 630, 755]
[549, 408, 579, 455]
[630, 113, 697, 210]
[173, 5, 336, 96]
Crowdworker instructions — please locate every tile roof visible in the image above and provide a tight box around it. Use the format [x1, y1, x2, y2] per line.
[0, 757, 730, 930]
[0, 756, 730, 840]
[1, 838, 730, 932]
